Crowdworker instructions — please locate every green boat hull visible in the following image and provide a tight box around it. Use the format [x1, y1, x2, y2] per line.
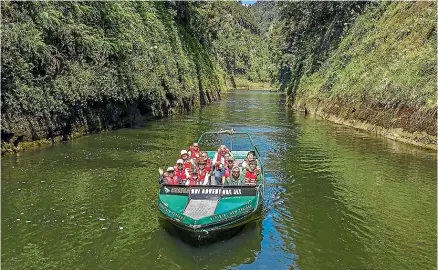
[157, 132, 264, 240]
[157, 184, 263, 239]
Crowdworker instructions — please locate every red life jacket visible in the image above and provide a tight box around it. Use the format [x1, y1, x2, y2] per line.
[198, 168, 209, 182]
[189, 146, 201, 159]
[165, 174, 180, 185]
[183, 161, 191, 171]
[215, 148, 230, 168]
[185, 177, 195, 186]
[174, 167, 188, 180]
[198, 157, 212, 172]
[244, 168, 258, 185]
[188, 175, 202, 186]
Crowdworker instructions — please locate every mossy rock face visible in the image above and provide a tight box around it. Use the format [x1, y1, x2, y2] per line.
[1, 2, 271, 154]
[0, 95, 205, 154]
[277, 2, 437, 145]
[294, 98, 437, 150]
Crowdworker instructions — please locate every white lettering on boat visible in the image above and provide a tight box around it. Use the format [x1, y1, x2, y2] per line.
[158, 202, 185, 221]
[171, 187, 189, 194]
[209, 204, 253, 221]
[189, 188, 245, 196]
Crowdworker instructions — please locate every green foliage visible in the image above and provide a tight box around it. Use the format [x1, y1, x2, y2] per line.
[1, 1, 231, 138]
[186, 2, 272, 85]
[270, 2, 369, 94]
[297, 2, 437, 110]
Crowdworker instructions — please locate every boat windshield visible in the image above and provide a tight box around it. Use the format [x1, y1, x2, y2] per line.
[197, 130, 256, 152]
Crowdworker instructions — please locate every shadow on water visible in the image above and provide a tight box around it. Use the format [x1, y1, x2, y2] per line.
[158, 215, 263, 247]
[149, 219, 263, 269]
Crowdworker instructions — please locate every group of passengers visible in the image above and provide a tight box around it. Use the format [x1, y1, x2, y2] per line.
[158, 143, 260, 186]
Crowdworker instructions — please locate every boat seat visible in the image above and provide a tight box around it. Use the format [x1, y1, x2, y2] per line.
[235, 159, 245, 167]
[183, 199, 219, 220]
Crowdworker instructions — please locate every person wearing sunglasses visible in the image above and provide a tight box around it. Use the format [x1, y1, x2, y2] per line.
[187, 142, 201, 160]
[243, 159, 259, 185]
[213, 145, 232, 170]
[186, 170, 200, 186]
[221, 157, 237, 185]
[198, 151, 212, 172]
[174, 159, 190, 183]
[241, 151, 256, 168]
[158, 167, 180, 185]
[224, 166, 244, 186]
[197, 160, 211, 185]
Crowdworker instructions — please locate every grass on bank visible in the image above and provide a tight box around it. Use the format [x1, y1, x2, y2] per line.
[296, 2, 437, 110]
[232, 76, 277, 90]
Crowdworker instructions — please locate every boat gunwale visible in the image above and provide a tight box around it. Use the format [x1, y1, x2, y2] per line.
[159, 199, 262, 233]
[158, 184, 263, 227]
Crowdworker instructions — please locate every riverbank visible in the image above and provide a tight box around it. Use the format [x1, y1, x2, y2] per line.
[285, 2, 437, 151]
[1, 92, 220, 155]
[293, 98, 437, 150]
[232, 77, 276, 91]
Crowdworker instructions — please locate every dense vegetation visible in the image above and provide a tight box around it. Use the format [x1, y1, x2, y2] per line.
[1, 1, 270, 150]
[185, 2, 272, 88]
[265, 1, 436, 111]
[1, 1, 436, 152]
[256, 1, 436, 141]
[296, 2, 436, 110]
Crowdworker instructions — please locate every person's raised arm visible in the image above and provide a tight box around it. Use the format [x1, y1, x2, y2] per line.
[212, 152, 219, 166]
[158, 168, 165, 184]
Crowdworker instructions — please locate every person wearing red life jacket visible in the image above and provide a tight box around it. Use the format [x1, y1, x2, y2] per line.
[180, 150, 192, 170]
[198, 152, 212, 172]
[221, 157, 237, 184]
[212, 145, 232, 170]
[187, 170, 203, 186]
[243, 159, 259, 185]
[197, 160, 211, 185]
[174, 159, 190, 183]
[188, 142, 201, 160]
[158, 167, 180, 185]
[241, 151, 256, 168]
[213, 145, 233, 185]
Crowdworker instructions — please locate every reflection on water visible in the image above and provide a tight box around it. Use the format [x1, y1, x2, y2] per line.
[2, 91, 436, 269]
[150, 221, 262, 269]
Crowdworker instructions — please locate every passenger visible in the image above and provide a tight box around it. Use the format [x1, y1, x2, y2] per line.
[223, 153, 231, 166]
[213, 145, 234, 185]
[220, 152, 232, 169]
[197, 160, 211, 185]
[224, 166, 244, 186]
[198, 151, 212, 172]
[243, 159, 259, 185]
[180, 150, 192, 170]
[186, 170, 200, 186]
[221, 157, 237, 184]
[241, 151, 256, 168]
[174, 159, 190, 183]
[158, 167, 180, 185]
[213, 145, 232, 170]
[187, 142, 201, 159]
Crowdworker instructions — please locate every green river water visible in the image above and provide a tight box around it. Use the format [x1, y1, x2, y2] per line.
[1, 91, 436, 269]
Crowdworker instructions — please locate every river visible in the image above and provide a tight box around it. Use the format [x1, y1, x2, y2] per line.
[2, 91, 436, 269]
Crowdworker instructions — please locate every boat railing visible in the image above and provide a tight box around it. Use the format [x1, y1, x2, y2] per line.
[197, 129, 262, 164]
